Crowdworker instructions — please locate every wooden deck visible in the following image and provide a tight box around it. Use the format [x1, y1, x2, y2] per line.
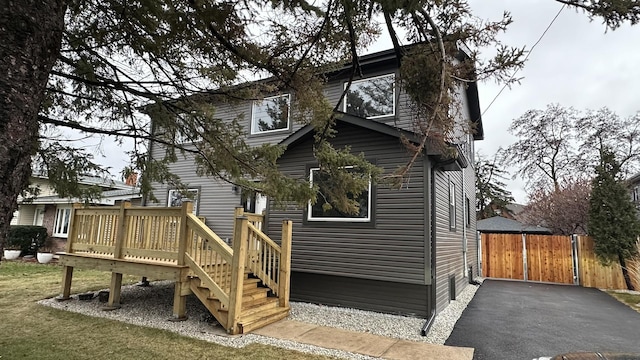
[57, 202, 292, 334]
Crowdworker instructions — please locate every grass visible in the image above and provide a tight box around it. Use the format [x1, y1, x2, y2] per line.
[608, 291, 640, 313]
[0, 260, 334, 360]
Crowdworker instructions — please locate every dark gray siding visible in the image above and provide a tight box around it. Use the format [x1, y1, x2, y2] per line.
[268, 122, 427, 285]
[463, 160, 478, 279]
[433, 169, 464, 312]
[149, 98, 305, 239]
[290, 272, 431, 316]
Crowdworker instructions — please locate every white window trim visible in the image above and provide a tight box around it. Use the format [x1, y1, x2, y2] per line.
[449, 178, 456, 230]
[167, 188, 199, 214]
[250, 94, 291, 135]
[307, 166, 372, 222]
[343, 73, 396, 119]
[53, 206, 72, 238]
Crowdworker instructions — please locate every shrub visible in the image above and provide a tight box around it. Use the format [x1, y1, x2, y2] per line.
[7, 226, 49, 256]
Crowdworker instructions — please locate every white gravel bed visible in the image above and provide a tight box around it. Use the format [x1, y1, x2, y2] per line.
[39, 278, 482, 359]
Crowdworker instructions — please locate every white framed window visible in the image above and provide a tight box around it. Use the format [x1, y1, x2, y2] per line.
[251, 94, 290, 134]
[344, 73, 395, 119]
[307, 167, 371, 222]
[168, 188, 199, 214]
[53, 206, 72, 238]
[449, 178, 456, 231]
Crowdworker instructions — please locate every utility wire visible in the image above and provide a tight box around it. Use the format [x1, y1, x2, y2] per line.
[481, 4, 566, 117]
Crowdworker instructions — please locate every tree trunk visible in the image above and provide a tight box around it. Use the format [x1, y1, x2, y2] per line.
[618, 252, 635, 291]
[0, 0, 66, 257]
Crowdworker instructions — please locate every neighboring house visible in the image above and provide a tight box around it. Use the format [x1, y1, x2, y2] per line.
[627, 172, 640, 212]
[149, 47, 482, 322]
[477, 216, 551, 234]
[11, 174, 140, 242]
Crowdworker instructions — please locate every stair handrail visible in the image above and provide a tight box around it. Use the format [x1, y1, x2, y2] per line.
[234, 215, 292, 307]
[183, 211, 235, 308]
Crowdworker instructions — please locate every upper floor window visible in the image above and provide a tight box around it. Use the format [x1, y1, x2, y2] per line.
[251, 94, 290, 134]
[307, 167, 371, 222]
[344, 74, 395, 119]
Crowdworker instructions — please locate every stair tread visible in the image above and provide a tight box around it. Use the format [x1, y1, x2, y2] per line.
[239, 305, 289, 325]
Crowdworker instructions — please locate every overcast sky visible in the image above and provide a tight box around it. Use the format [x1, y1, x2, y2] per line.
[466, 1, 640, 203]
[89, 1, 640, 203]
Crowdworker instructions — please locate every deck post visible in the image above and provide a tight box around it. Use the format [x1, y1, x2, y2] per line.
[113, 201, 131, 259]
[171, 201, 193, 320]
[57, 265, 74, 301]
[106, 273, 123, 310]
[278, 220, 292, 307]
[105, 201, 131, 310]
[171, 268, 189, 320]
[57, 203, 83, 301]
[177, 201, 193, 266]
[228, 216, 249, 334]
[231, 207, 244, 247]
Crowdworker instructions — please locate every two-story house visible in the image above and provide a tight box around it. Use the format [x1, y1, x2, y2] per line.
[148, 47, 483, 329]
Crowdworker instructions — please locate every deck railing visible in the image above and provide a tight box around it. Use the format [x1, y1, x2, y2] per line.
[64, 200, 292, 332]
[67, 203, 182, 263]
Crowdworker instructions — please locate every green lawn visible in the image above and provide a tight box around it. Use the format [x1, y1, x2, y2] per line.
[0, 260, 334, 360]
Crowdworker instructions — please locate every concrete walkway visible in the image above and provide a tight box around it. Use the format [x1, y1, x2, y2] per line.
[254, 319, 474, 360]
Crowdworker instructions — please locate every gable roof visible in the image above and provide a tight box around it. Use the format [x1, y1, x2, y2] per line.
[280, 112, 469, 170]
[477, 216, 552, 234]
[280, 111, 420, 148]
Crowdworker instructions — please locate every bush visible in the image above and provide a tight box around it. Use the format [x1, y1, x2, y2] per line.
[7, 226, 49, 256]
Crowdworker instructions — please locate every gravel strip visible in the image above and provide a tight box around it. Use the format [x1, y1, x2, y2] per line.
[39, 278, 482, 359]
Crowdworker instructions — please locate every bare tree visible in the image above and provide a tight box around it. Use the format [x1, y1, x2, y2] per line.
[522, 179, 591, 235]
[503, 104, 581, 192]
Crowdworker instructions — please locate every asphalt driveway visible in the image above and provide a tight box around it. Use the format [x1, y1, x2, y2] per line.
[445, 280, 640, 359]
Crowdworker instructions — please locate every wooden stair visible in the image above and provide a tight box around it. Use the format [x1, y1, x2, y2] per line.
[189, 270, 289, 334]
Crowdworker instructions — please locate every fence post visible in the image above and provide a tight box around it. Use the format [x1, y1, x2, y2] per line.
[572, 234, 581, 286]
[106, 201, 131, 310]
[278, 219, 292, 308]
[228, 216, 249, 334]
[522, 233, 528, 281]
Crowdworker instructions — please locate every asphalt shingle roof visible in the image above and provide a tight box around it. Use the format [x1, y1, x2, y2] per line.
[477, 216, 551, 234]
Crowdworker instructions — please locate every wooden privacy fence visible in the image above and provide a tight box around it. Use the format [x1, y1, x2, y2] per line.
[481, 233, 640, 290]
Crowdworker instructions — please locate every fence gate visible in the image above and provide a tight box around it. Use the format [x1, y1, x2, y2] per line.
[481, 233, 576, 285]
